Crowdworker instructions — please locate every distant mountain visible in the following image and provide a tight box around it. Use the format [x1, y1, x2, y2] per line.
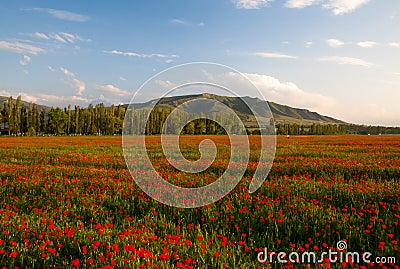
[133, 93, 346, 125]
[0, 93, 345, 126]
[2, 94, 399, 135]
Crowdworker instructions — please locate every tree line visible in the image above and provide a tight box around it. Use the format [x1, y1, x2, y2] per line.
[273, 123, 400, 135]
[0, 96, 126, 136]
[124, 106, 248, 135]
[1, 96, 399, 136]
[274, 123, 348, 135]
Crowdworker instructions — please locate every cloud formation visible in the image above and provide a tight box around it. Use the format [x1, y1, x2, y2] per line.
[337, 103, 399, 126]
[210, 72, 336, 113]
[0, 41, 44, 55]
[170, 19, 188, 25]
[285, 0, 322, 8]
[326, 38, 345, 48]
[233, 0, 272, 9]
[356, 41, 378, 48]
[240, 72, 336, 112]
[284, 0, 370, 14]
[94, 84, 131, 97]
[322, 0, 370, 15]
[155, 80, 180, 89]
[103, 50, 178, 59]
[250, 52, 298, 59]
[19, 55, 31, 66]
[28, 32, 90, 43]
[317, 56, 375, 67]
[169, 19, 205, 27]
[31, 32, 50, 40]
[388, 42, 400, 48]
[60, 67, 86, 95]
[29, 8, 89, 22]
[0, 89, 90, 107]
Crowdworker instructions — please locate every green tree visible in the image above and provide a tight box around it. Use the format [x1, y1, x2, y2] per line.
[7, 97, 14, 135]
[28, 102, 34, 130]
[33, 105, 40, 132]
[67, 105, 71, 134]
[20, 107, 28, 134]
[106, 105, 115, 135]
[39, 110, 46, 133]
[48, 107, 68, 135]
[185, 121, 195, 135]
[27, 126, 36, 136]
[75, 106, 80, 134]
[15, 96, 21, 134]
[1, 103, 6, 132]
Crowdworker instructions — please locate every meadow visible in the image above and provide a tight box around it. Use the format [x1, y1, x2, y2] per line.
[0, 135, 398, 268]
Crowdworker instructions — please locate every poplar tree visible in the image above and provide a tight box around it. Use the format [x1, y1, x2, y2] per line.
[15, 96, 21, 134]
[7, 97, 14, 135]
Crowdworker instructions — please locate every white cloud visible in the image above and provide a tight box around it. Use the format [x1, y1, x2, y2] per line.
[388, 42, 400, 48]
[323, 0, 370, 15]
[19, 55, 31, 66]
[285, 0, 322, 8]
[338, 103, 399, 126]
[170, 19, 205, 27]
[0, 90, 10, 97]
[233, 0, 272, 9]
[326, 38, 345, 48]
[119, 76, 127, 81]
[27, 31, 90, 43]
[233, 0, 368, 14]
[234, 0, 368, 14]
[170, 19, 188, 25]
[201, 71, 335, 113]
[59, 32, 90, 43]
[0, 40, 44, 55]
[60, 67, 75, 77]
[238, 72, 336, 112]
[51, 34, 67, 43]
[155, 80, 180, 89]
[94, 84, 131, 97]
[1, 88, 131, 108]
[305, 41, 313, 48]
[59, 32, 77, 43]
[31, 32, 49, 40]
[30, 8, 89, 22]
[48, 66, 56, 72]
[318, 56, 375, 67]
[356, 41, 378, 48]
[250, 52, 298, 59]
[103, 50, 178, 59]
[72, 79, 86, 96]
[60, 67, 86, 95]
[0, 90, 90, 107]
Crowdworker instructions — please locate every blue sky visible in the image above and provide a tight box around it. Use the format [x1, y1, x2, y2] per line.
[0, 0, 399, 126]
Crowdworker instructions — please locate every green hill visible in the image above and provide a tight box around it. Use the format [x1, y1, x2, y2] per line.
[133, 93, 346, 126]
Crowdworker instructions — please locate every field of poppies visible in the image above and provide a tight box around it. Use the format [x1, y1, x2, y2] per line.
[0, 135, 398, 268]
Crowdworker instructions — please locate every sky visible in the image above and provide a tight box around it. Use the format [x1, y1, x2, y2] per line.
[0, 0, 399, 126]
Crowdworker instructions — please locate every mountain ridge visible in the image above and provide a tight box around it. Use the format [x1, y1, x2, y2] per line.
[0, 93, 345, 126]
[132, 93, 346, 125]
